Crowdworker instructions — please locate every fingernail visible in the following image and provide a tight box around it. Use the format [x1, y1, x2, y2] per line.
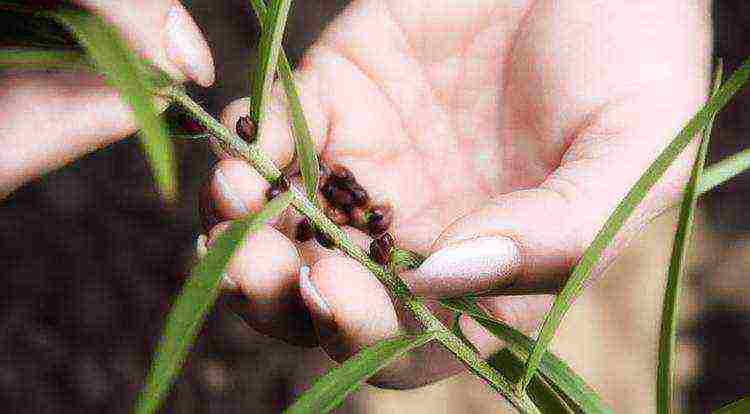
[164, 5, 215, 87]
[417, 236, 520, 294]
[299, 266, 337, 342]
[213, 168, 248, 217]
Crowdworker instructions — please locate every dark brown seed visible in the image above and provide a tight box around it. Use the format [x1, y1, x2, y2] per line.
[350, 206, 369, 229]
[265, 177, 290, 201]
[329, 164, 355, 183]
[296, 219, 315, 242]
[321, 181, 336, 200]
[330, 187, 354, 208]
[369, 233, 395, 265]
[236, 115, 256, 142]
[367, 204, 393, 237]
[324, 204, 350, 225]
[348, 183, 369, 207]
[314, 228, 335, 249]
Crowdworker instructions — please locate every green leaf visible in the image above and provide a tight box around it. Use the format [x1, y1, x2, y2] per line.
[489, 350, 575, 414]
[0, 47, 89, 70]
[521, 58, 750, 391]
[249, 0, 292, 130]
[714, 396, 750, 414]
[656, 62, 723, 414]
[249, 0, 321, 204]
[135, 193, 293, 414]
[698, 148, 750, 195]
[442, 297, 613, 414]
[285, 332, 437, 414]
[49, 9, 177, 202]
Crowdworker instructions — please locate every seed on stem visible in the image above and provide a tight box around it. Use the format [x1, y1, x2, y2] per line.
[369, 233, 395, 265]
[265, 177, 289, 201]
[348, 182, 369, 207]
[329, 164, 354, 183]
[236, 115, 256, 142]
[323, 203, 350, 225]
[314, 228, 335, 249]
[367, 204, 393, 237]
[295, 219, 315, 242]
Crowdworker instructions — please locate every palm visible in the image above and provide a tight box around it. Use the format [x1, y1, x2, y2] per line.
[306, 0, 546, 252]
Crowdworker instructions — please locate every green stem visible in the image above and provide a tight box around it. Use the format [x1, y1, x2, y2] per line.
[166, 87, 539, 414]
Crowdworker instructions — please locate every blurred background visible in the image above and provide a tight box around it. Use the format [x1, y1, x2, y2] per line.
[2, 1, 750, 412]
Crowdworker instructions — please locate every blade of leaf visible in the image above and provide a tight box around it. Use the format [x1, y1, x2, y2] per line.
[698, 147, 750, 194]
[285, 332, 437, 414]
[49, 9, 177, 202]
[656, 62, 723, 414]
[135, 192, 293, 414]
[249, 0, 320, 204]
[442, 297, 613, 414]
[249, 0, 292, 132]
[520, 58, 750, 392]
[714, 396, 750, 414]
[0, 47, 89, 70]
[489, 349, 575, 414]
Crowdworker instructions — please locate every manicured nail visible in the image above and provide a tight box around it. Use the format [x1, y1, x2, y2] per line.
[299, 266, 337, 341]
[213, 168, 248, 216]
[417, 236, 520, 293]
[164, 4, 215, 87]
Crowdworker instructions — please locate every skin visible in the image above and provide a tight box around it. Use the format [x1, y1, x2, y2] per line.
[2, 0, 711, 389]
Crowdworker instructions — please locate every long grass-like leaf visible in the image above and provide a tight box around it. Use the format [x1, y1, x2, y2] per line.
[249, 0, 292, 132]
[135, 192, 293, 414]
[698, 147, 750, 194]
[49, 9, 177, 202]
[285, 332, 437, 414]
[442, 298, 613, 414]
[249, 0, 320, 204]
[714, 396, 750, 414]
[0, 48, 88, 70]
[520, 58, 750, 391]
[656, 63, 723, 414]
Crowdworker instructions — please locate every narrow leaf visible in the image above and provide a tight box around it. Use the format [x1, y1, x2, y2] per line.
[442, 298, 613, 414]
[285, 332, 437, 414]
[50, 9, 177, 202]
[135, 193, 293, 414]
[521, 58, 750, 391]
[0, 47, 89, 70]
[249, 0, 292, 130]
[714, 396, 750, 414]
[249, 0, 321, 204]
[657, 62, 723, 414]
[698, 147, 750, 194]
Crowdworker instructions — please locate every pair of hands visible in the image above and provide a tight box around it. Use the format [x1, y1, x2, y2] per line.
[1, 0, 711, 388]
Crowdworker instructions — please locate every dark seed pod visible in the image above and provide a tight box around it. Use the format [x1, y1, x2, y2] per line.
[236, 115, 256, 142]
[314, 228, 335, 249]
[367, 204, 393, 237]
[296, 219, 315, 242]
[265, 177, 289, 201]
[330, 187, 354, 209]
[324, 204, 350, 225]
[321, 181, 336, 200]
[348, 182, 370, 207]
[329, 164, 355, 183]
[369, 233, 395, 265]
[350, 206, 369, 229]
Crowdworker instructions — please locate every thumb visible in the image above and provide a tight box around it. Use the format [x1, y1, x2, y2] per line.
[404, 89, 706, 298]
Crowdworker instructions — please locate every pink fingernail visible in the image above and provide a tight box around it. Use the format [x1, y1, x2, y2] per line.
[165, 5, 215, 87]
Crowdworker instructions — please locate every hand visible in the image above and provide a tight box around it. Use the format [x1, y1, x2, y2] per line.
[0, 0, 213, 198]
[206, 0, 711, 388]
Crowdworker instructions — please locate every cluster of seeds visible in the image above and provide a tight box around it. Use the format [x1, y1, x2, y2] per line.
[264, 160, 396, 264]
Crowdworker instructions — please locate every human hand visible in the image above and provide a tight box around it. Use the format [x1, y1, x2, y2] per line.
[205, 0, 711, 388]
[0, 0, 213, 198]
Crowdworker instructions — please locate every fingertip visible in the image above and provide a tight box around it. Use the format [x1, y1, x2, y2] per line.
[164, 3, 215, 87]
[211, 160, 272, 220]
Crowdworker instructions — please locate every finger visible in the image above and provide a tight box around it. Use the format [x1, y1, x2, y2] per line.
[74, 0, 214, 86]
[206, 223, 315, 347]
[458, 295, 554, 358]
[300, 257, 463, 388]
[403, 88, 709, 298]
[218, 67, 329, 167]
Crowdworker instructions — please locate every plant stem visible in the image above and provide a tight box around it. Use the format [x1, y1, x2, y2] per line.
[165, 87, 539, 414]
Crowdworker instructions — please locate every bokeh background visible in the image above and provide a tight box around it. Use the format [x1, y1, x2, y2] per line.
[2, 1, 750, 412]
